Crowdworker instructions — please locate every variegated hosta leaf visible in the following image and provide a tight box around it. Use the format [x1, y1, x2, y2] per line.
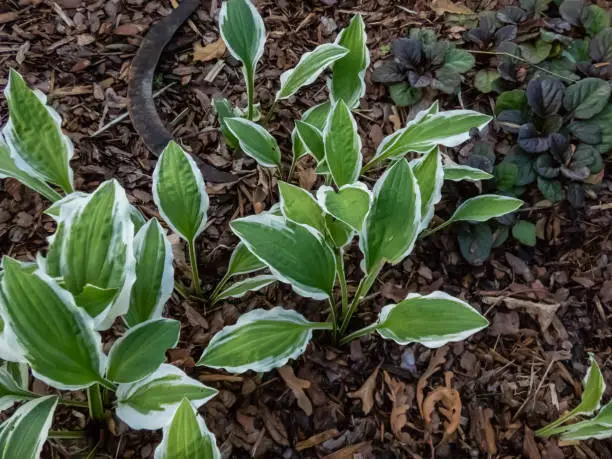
[295, 121, 324, 162]
[374, 292, 488, 348]
[224, 242, 266, 279]
[116, 364, 218, 430]
[317, 182, 372, 232]
[368, 105, 492, 169]
[231, 214, 336, 300]
[2, 69, 74, 193]
[0, 258, 105, 390]
[443, 164, 494, 182]
[213, 275, 276, 303]
[0, 366, 35, 410]
[0, 313, 26, 363]
[219, 0, 265, 79]
[106, 318, 180, 384]
[410, 147, 443, 232]
[125, 219, 174, 327]
[330, 14, 370, 109]
[323, 100, 362, 187]
[0, 135, 62, 202]
[153, 141, 209, 243]
[155, 398, 221, 459]
[278, 181, 327, 234]
[224, 118, 281, 168]
[292, 102, 330, 162]
[324, 214, 353, 248]
[2, 361, 29, 390]
[43, 180, 136, 330]
[446, 195, 523, 225]
[561, 421, 612, 441]
[197, 307, 331, 373]
[360, 159, 421, 274]
[0, 395, 57, 459]
[277, 44, 348, 100]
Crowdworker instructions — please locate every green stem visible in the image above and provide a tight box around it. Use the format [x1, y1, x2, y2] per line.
[339, 262, 383, 336]
[188, 239, 202, 296]
[48, 430, 87, 439]
[245, 66, 255, 121]
[58, 398, 89, 408]
[287, 157, 297, 182]
[360, 159, 379, 175]
[339, 323, 379, 346]
[327, 298, 338, 340]
[468, 50, 576, 83]
[210, 271, 231, 303]
[420, 220, 452, 239]
[536, 408, 580, 438]
[335, 250, 349, 317]
[87, 384, 105, 422]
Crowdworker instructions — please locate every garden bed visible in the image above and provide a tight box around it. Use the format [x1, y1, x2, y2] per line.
[0, 0, 611, 457]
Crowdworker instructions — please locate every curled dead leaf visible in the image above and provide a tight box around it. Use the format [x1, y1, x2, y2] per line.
[347, 364, 380, 415]
[384, 371, 416, 446]
[431, 0, 474, 15]
[422, 372, 462, 440]
[193, 38, 227, 63]
[417, 346, 448, 416]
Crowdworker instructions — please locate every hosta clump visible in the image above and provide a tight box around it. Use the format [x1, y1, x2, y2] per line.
[496, 77, 609, 206]
[371, 29, 474, 106]
[537, 355, 611, 442]
[0, 70, 222, 457]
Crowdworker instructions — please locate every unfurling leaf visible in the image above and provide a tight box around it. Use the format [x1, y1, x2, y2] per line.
[446, 195, 523, 225]
[0, 395, 57, 459]
[360, 159, 421, 274]
[292, 102, 330, 162]
[0, 136, 62, 202]
[116, 364, 217, 430]
[410, 147, 443, 232]
[277, 44, 348, 100]
[375, 291, 489, 347]
[125, 219, 174, 327]
[222, 243, 266, 280]
[213, 275, 277, 302]
[317, 182, 372, 232]
[153, 141, 209, 243]
[0, 258, 105, 390]
[155, 398, 221, 459]
[295, 121, 324, 162]
[330, 15, 370, 109]
[323, 100, 362, 187]
[224, 118, 282, 168]
[230, 214, 336, 300]
[2, 69, 74, 193]
[106, 318, 180, 383]
[197, 307, 331, 373]
[443, 165, 494, 181]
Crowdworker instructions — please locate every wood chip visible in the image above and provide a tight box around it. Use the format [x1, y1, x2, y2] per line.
[322, 441, 371, 459]
[431, 0, 474, 15]
[114, 23, 148, 36]
[0, 11, 20, 24]
[296, 429, 339, 451]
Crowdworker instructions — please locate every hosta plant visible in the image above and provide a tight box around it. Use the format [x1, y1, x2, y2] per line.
[0, 70, 220, 457]
[371, 29, 474, 106]
[537, 355, 611, 441]
[496, 76, 609, 206]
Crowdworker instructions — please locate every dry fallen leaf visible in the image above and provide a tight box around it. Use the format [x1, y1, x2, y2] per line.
[384, 371, 416, 445]
[296, 429, 339, 451]
[348, 364, 380, 414]
[431, 0, 474, 15]
[193, 38, 227, 63]
[422, 372, 462, 441]
[523, 425, 542, 459]
[278, 365, 313, 416]
[417, 346, 448, 416]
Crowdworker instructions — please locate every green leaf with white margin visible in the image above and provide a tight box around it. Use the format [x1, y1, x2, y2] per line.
[295, 121, 324, 162]
[368, 105, 492, 169]
[153, 141, 209, 243]
[410, 146, 443, 232]
[445, 195, 523, 225]
[224, 118, 281, 168]
[230, 214, 336, 300]
[277, 44, 349, 100]
[2, 361, 29, 390]
[292, 102, 330, 162]
[324, 215, 353, 249]
[323, 100, 362, 187]
[330, 14, 370, 109]
[573, 354, 606, 416]
[360, 159, 421, 274]
[561, 421, 612, 441]
[443, 165, 494, 181]
[0, 395, 57, 459]
[198, 307, 331, 373]
[125, 219, 174, 327]
[213, 275, 277, 303]
[0, 258, 105, 390]
[42, 180, 136, 330]
[0, 367, 35, 410]
[106, 318, 180, 384]
[0, 135, 62, 202]
[155, 398, 221, 459]
[0, 302, 26, 364]
[374, 291, 489, 348]
[116, 363, 218, 430]
[219, 0, 265, 78]
[223, 242, 266, 279]
[278, 181, 327, 234]
[2, 69, 74, 193]
[316, 182, 372, 232]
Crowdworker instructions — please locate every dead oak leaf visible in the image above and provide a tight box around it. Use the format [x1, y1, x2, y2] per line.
[347, 364, 380, 415]
[422, 372, 462, 441]
[193, 38, 227, 63]
[383, 371, 415, 445]
[431, 0, 474, 15]
[417, 346, 448, 416]
[278, 365, 313, 416]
